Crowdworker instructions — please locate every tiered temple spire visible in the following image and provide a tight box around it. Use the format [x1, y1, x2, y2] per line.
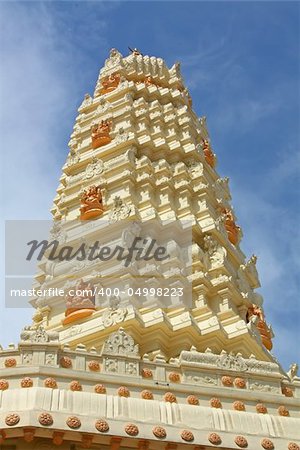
[0, 49, 299, 450]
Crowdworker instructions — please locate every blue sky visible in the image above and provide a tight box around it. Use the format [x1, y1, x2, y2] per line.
[0, 1, 299, 369]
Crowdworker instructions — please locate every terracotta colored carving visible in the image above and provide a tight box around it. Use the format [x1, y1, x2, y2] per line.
[5, 413, 20, 426]
[141, 368, 153, 378]
[39, 413, 53, 426]
[187, 395, 199, 405]
[220, 207, 241, 245]
[100, 73, 120, 95]
[278, 405, 289, 416]
[63, 278, 96, 325]
[144, 76, 157, 87]
[256, 403, 268, 414]
[141, 389, 154, 400]
[118, 386, 130, 397]
[125, 423, 139, 436]
[94, 384, 106, 394]
[21, 377, 33, 388]
[164, 392, 177, 403]
[88, 360, 100, 371]
[152, 426, 167, 439]
[66, 416, 81, 429]
[91, 120, 112, 149]
[181, 430, 194, 442]
[95, 419, 109, 433]
[233, 400, 246, 411]
[44, 377, 57, 388]
[60, 355, 72, 368]
[246, 304, 273, 350]
[0, 379, 9, 391]
[234, 435, 248, 448]
[23, 428, 35, 442]
[52, 431, 64, 446]
[288, 443, 300, 450]
[234, 377, 246, 389]
[261, 438, 274, 449]
[208, 432, 222, 445]
[169, 372, 181, 382]
[282, 386, 293, 397]
[80, 185, 104, 220]
[202, 139, 216, 168]
[4, 358, 16, 368]
[70, 380, 82, 391]
[210, 397, 222, 408]
[221, 375, 233, 386]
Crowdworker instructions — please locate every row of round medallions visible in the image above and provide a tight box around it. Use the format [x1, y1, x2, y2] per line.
[3, 357, 293, 397]
[0, 377, 291, 417]
[2, 413, 299, 449]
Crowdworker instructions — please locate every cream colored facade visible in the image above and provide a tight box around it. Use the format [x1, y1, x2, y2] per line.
[0, 49, 299, 450]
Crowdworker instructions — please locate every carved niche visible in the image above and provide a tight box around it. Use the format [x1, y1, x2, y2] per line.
[101, 328, 140, 376]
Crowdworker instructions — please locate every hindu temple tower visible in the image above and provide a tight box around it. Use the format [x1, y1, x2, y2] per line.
[0, 48, 299, 450]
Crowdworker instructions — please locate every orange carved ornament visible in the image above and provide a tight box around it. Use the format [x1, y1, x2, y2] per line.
[80, 185, 103, 220]
[91, 120, 112, 149]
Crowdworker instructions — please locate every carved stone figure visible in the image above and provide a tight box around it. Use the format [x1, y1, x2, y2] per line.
[91, 120, 112, 149]
[246, 304, 273, 350]
[100, 73, 120, 95]
[203, 235, 227, 269]
[63, 279, 96, 325]
[202, 139, 216, 168]
[220, 207, 241, 245]
[80, 185, 103, 220]
[79, 93, 92, 110]
[104, 48, 123, 70]
[287, 363, 299, 380]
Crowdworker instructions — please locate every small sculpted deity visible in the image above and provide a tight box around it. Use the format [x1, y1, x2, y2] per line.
[287, 363, 299, 380]
[80, 185, 103, 220]
[202, 139, 216, 168]
[91, 120, 112, 149]
[100, 73, 120, 95]
[63, 279, 96, 325]
[221, 207, 241, 245]
[246, 304, 273, 351]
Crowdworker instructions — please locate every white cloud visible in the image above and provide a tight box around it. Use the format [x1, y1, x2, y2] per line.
[0, 3, 109, 346]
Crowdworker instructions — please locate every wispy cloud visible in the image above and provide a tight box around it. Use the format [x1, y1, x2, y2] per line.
[0, 2, 111, 345]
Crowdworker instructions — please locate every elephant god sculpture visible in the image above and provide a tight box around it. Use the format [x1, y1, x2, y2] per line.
[91, 120, 112, 149]
[100, 73, 120, 95]
[63, 279, 96, 325]
[80, 185, 103, 220]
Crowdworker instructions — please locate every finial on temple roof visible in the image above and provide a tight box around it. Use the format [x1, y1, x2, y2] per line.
[128, 46, 143, 56]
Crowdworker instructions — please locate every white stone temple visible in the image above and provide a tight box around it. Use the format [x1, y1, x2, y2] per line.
[0, 48, 299, 450]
